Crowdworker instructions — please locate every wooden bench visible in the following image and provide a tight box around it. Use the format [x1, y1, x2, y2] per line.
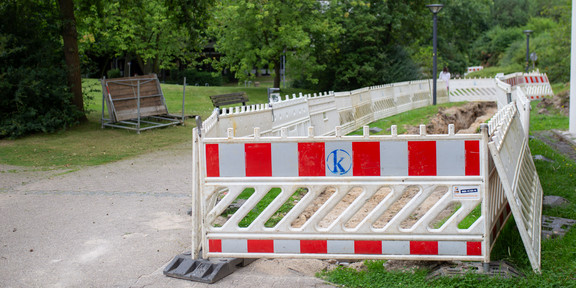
[209, 92, 248, 109]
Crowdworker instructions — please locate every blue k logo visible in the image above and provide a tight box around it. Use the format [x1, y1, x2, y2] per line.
[327, 149, 352, 175]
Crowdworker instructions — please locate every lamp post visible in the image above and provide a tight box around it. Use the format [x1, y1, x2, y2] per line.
[523, 30, 533, 73]
[427, 4, 443, 105]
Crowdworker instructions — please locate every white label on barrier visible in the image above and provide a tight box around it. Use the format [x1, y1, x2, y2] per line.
[452, 185, 480, 200]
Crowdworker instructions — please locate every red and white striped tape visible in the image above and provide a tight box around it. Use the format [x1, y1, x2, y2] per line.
[207, 238, 482, 257]
[205, 140, 480, 177]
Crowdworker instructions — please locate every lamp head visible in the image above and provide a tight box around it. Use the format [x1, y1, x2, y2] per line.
[523, 30, 533, 36]
[426, 4, 444, 14]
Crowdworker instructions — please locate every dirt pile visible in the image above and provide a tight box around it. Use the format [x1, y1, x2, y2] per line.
[406, 102, 497, 134]
[537, 90, 569, 116]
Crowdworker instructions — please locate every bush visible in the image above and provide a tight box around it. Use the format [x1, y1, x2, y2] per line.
[0, 1, 82, 139]
[106, 68, 122, 79]
[167, 69, 223, 86]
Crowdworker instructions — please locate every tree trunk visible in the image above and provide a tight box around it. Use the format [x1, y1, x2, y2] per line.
[58, 0, 86, 120]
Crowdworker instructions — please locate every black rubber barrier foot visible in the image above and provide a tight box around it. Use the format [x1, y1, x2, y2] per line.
[163, 252, 256, 284]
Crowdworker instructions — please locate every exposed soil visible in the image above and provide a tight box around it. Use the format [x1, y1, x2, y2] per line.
[405, 102, 498, 135]
[537, 90, 570, 116]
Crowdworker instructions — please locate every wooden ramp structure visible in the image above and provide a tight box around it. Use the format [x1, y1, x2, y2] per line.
[101, 74, 184, 133]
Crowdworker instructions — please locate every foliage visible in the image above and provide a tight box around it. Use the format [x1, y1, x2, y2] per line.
[208, 0, 340, 88]
[313, 1, 427, 91]
[106, 69, 122, 79]
[437, 0, 492, 74]
[492, 0, 536, 27]
[77, 0, 213, 76]
[167, 68, 223, 86]
[472, 1, 570, 82]
[471, 26, 524, 67]
[465, 64, 525, 78]
[0, 0, 82, 139]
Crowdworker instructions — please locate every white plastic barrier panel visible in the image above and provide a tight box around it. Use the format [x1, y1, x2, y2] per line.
[487, 104, 543, 272]
[449, 78, 499, 104]
[195, 126, 490, 263]
[499, 72, 554, 100]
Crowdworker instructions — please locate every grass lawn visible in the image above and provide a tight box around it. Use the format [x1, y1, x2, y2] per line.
[0, 78, 312, 169]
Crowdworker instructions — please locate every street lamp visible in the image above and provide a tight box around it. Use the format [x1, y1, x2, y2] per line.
[523, 30, 533, 73]
[427, 4, 443, 105]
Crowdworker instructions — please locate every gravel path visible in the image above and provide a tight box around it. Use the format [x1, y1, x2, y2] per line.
[0, 141, 333, 288]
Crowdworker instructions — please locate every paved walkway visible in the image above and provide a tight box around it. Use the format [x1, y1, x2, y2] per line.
[0, 141, 333, 288]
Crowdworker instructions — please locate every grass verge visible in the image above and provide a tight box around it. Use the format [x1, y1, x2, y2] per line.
[0, 78, 312, 169]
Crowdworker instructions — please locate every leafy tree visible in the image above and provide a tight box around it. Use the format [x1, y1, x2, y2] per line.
[433, 0, 492, 75]
[492, 0, 536, 27]
[208, 0, 338, 88]
[310, 1, 427, 91]
[1, 0, 82, 138]
[471, 26, 522, 67]
[78, 0, 213, 76]
[533, 0, 570, 83]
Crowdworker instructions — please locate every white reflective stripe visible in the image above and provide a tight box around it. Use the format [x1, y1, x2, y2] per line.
[271, 143, 298, 177]
[327, 240, 354, 254]
[325, 142, 353, 176]
[380, 141, 408, 176]
[219, 143, 245, 177]
[275, 239, 300, 253]
[222, 239, 247, 253]
[382, 240, 410, 255]
[438, 241, 466, 255]
[437, 140, 465, 176]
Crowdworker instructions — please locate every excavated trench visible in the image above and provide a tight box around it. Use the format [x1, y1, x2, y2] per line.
[405, 101, 498, 135]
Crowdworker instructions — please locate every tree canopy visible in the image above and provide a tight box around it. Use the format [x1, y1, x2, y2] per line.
[0, 0, 572, 138]
[208, 0, 339, 88]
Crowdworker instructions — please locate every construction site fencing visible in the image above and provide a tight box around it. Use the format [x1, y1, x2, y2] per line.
[191, 72, 550, 272]
[499, 71, 554, 100]
[193, 125, 490, 264]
